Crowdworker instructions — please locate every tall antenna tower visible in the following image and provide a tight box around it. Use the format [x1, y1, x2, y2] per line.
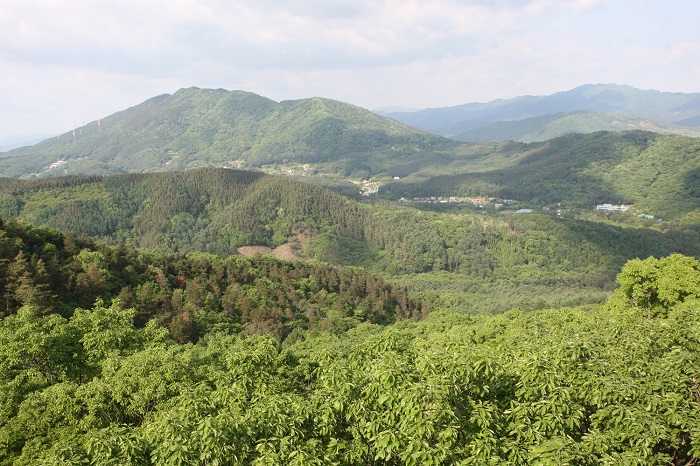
[72, 127, 75, 145]
[98, 119, 101, 131]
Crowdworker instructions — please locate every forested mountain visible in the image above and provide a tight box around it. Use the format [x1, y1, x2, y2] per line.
[381, 84, 700, 139]
[2, 88, 698, 226]
[2, 168, 698, 313]
[1, 85, 700, 464]
[451, 110, 700, 143]
[0, 87, 448, 179]
[0, 169, 374, 254]
[2, 247, 699, 464]
[381, 131, 700, 224]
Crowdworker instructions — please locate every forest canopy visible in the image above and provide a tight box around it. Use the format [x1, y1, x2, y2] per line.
[2, 168, 698, 314]
[1, 247, 699, 464]
[1, 86, 699, 464]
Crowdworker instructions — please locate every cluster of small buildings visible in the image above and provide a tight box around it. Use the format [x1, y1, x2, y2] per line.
[399, 196, 485, 205]
[398, 196, 520, 209]
[399, 196, 461, 204]
[354, 180, 381, 196]
[596, 204, 630, 212]
[48, 160, 67, 169]
[259, 162, 315, 177]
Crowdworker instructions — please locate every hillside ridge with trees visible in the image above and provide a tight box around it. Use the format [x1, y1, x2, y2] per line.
[0, 87, 449, 180]
[2, 168, 698, 314]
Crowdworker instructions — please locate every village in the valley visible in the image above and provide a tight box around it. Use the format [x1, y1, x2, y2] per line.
[39, 157, 659, 222]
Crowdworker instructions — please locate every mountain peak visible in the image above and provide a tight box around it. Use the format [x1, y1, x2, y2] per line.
[0, 88, 446, 179]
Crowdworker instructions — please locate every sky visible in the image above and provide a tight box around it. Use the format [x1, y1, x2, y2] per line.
[1, 0, 699, 141]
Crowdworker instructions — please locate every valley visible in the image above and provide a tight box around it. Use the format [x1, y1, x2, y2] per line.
[1, 88, 698, 313]
[0, 85, 699, 464]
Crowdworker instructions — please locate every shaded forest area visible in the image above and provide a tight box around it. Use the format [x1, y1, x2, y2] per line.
[380, 131, 700, 225]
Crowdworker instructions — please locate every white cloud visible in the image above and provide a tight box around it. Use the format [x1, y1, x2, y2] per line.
[525, 0, 610, 14]
[0, 0, 699, 138]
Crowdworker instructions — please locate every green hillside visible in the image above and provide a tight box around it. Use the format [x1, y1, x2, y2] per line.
[0, 88, 448, 179]
[2, 168, 697, 313]
[0, 169, 363, 253]
[1, 236, 699, 463]
[0, 219, 424, 337]
[3, 89, 698, 231]
[452, 110, 700, 143]
[381, 131, 700, 224]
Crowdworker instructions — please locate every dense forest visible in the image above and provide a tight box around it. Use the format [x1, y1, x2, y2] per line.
[2, 168, 698, 313]
[0, 219, 425, 341]
[380, 131, 700, 225]
[0, 167, 699, 464]
[1, 229, 699, 463]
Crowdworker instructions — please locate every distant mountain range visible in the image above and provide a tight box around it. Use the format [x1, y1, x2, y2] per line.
[450, 110, 700, 143]
[379, 84, 700, 142]
[0, 133, 54, 152]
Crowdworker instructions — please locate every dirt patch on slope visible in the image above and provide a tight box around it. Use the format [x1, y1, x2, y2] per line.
[236, 229, 307, 261]
[236, 243, 300, 261]
[236, 245, 273, 257]
[272, 243, 299, 260]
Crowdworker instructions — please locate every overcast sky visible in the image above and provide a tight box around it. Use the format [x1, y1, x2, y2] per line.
[1, 0, 699, 141]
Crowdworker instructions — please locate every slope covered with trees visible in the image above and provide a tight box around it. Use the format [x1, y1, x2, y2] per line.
[381, 131, 700, 225]
[1, 251, 699, 464]
[0, 219, 425, 340]
[0, 88, 448, 179]
[2, 168, 698, 313]
[0, 169, 378, 254]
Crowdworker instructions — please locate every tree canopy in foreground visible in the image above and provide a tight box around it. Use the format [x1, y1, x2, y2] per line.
[1, 252, 699, 465]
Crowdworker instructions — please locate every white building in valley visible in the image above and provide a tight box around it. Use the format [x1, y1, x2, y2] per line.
[596, 204, 630, 212]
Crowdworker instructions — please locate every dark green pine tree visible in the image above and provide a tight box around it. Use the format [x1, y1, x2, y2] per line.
[14, 258, 54, 314]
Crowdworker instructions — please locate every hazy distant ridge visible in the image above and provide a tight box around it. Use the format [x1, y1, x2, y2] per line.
[452, 110, 700, 143]
[381, 84, 700, 141]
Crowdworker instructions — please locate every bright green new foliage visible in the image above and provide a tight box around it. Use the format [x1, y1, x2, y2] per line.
[611, 253, 700, 317]
[1, 254, 699, 464]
